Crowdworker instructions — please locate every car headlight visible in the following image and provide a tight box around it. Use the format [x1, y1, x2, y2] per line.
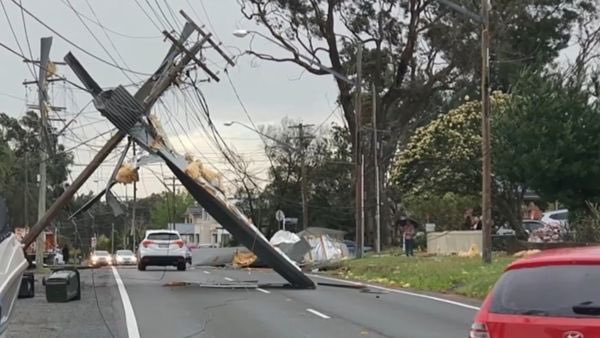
[131, 257, 137, 262]
[116, 257, 124, 262]
[91, 256, 97, 262]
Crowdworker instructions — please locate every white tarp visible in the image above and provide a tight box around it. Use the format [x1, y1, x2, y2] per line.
[303, 235, 349, 265]
[270, 230, 301, 246]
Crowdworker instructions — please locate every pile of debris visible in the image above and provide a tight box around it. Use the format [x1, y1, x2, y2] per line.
[269, 229, 350, 269]
[190, 228, 350, 270]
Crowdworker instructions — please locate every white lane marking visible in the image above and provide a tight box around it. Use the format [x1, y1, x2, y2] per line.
[256, 288, 271, 294]
[224, 277, 234, 281]
[203, 270, 210, 274]
[111, 267, 141, 338]
[309, 274, 480, 311]
[306, 308, 331, 319]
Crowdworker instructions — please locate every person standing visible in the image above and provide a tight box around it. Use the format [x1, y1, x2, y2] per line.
[403, 222, 416, 257]
[62, 244, 70, 264]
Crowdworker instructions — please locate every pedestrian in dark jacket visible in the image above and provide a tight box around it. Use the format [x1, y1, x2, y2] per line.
[403, 223, 416, 257]
[62, 244, 70, 264]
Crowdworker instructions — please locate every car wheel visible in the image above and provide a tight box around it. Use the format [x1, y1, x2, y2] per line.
[177, 262, 186, 271]
[137, 262, 146, 271]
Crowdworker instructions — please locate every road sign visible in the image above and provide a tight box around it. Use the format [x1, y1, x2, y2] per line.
[275, 209, 285, 222]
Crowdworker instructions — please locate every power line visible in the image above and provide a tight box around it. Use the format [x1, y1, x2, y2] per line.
[133, 0, 163, 32]
[0, 0, 36, 78]
[9, 0, 151, 76]
[63, 0, 140, 86]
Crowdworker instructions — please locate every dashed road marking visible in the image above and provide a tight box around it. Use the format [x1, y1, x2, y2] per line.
[256, 288, 271, 294]
[203, 270, 210, 274]
[224, 277, 234, 281]
[306, 308, 330, 319]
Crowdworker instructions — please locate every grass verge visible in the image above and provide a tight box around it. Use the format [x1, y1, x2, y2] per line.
[329, 253, 515, 299]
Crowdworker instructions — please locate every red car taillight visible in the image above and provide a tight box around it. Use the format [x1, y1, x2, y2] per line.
[142, 240, 154, 248]
[174, 240, 184, 248]
[469, 322, 490, 338]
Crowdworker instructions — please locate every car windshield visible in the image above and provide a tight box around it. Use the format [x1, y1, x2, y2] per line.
[116, 250, 134, 256]
[94, 251, 110, 256]
[147, 233, 179, 241]
[490, 265, 600, 317]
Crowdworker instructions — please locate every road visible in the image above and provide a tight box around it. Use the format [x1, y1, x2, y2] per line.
[8, 266, 478, 338]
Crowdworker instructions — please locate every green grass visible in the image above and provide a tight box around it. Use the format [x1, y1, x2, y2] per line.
[331, 253, 515, 299]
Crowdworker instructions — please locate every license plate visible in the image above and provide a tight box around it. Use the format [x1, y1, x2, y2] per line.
[158, 244, 169, 248]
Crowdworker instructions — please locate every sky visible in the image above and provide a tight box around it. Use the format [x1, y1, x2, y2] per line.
[0, 0, 342, 199]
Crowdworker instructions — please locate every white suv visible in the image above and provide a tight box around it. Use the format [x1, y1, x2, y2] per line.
[137, 230, 187, 271]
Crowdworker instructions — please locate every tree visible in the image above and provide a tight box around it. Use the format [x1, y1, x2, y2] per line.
[149, 192, 195, 228]
[238, 0, 593, 246]
[0, 111, 73, 227]
[495, 70, 600, 211]
[234, 120, 354, 237]
[391, 92, 517, 225]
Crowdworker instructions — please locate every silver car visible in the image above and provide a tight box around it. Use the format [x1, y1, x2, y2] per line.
[114, 249, 137, 265]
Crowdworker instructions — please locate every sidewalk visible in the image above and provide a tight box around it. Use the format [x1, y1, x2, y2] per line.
[7, 268, 127, 338]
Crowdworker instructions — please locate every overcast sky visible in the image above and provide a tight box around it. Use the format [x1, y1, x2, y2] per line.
[0, 0, 342, 199]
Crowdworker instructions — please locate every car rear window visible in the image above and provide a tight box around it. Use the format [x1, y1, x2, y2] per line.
[147, 232, 180, 241]
[117, 250, 133, 255]
[95, 251, 109, 256]
[490, 265, 600, 317]
[550, 212, 568, 220]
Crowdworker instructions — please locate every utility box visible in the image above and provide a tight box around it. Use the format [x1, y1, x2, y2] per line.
[44, 269, 81, 302]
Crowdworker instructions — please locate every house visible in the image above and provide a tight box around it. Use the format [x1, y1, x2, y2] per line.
[178, 205, 230, 247]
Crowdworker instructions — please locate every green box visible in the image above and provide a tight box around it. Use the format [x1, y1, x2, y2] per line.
[44, 269, 81, 302]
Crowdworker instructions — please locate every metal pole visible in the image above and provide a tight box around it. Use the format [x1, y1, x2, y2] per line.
[299, 124, 309, 230]
[111, 222, 114, 254]
[355, 43, 364, 258]
[131, 142, 137, 252]
[373, 84, 381, 253]
[481, 0, 492, 264]
[35, 37, 52, 271]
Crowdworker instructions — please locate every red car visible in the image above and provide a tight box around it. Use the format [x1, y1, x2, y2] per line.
[471, 247, 600, 338]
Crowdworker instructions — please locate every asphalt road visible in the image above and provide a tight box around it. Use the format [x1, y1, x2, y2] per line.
[8, 265, 478, 338]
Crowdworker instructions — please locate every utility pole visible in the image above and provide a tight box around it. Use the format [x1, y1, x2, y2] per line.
[481, 0, 492, 264]
[288, 123, 314, 229]
[131, 141, 137, 252]
[164, 176, 183, 226]
[372, 85, 381, 253]
[355, 43, 364, 258]
[111, 222, 114, 253]
[35, 37, 52, 271]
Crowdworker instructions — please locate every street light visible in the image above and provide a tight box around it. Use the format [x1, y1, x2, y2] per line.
[232, 29, 355, 86]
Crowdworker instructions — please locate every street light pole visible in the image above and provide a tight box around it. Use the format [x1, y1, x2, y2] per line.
[480, 0, 492, 264]
[431, 0, 492, 263]
[355, 43, 364, 258]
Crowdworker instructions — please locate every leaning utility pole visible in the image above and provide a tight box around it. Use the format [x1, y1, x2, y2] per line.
[22, 19, 214, 249]
[34, 37, 52, 271]
[480, 0, 492, 264]
[355, 43, 364, 258]
[372, 85, 381, 253]
[288, 123, 314, 230]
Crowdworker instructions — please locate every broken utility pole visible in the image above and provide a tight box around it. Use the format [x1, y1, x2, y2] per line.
[22, 19, 201, 248]
[23, 10, 315, 289]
